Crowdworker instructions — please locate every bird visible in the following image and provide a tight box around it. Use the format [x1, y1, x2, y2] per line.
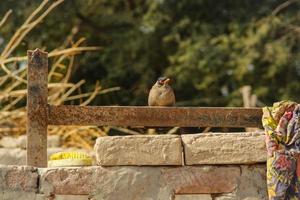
[148, 77, 175, 106]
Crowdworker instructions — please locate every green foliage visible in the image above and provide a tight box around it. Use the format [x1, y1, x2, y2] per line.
[1, 0, 300, 106]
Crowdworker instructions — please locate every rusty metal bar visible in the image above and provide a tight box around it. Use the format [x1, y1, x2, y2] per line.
[27, 49, 48, 167]
[48, 105, 262, 127]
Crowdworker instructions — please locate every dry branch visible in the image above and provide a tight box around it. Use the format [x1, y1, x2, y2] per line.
[0, 0, 119, 150]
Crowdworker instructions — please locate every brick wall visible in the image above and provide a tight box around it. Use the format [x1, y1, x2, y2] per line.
[0, 132, 268, 200]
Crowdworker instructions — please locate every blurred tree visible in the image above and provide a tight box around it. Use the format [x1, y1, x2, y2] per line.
[0, 0, 299, 106]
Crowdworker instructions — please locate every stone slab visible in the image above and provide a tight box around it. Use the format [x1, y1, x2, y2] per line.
[182, 132, 266, 165]
[95, 135, 183, 166]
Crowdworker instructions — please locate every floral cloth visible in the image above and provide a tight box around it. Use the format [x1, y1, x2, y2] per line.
[262, 101, 300, 200]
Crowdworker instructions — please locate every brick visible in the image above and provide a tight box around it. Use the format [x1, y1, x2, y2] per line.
[214, 165, 268, 200]
[0, 191, 37, 200]
[0, 165, 38, 192]
[162, 166, 240, 194]
[175, 194, 212, 200]
[213, 193, 238, 200]
[35, 194, 47, 200]
[95, 135, 183, 166]
[0, 165, 38, 200]
[54, 195, 90, 200]
[236, 165, 267, 199]
[182, 132, 266, 165]
[39, 166, 172, 199]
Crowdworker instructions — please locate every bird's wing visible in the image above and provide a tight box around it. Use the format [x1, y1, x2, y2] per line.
[162, 88, 176, 106]
[148, 87, 158, 106]
[169, 89, 176, 106]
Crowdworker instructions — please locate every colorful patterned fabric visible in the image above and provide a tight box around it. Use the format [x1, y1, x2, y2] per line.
[262, 101, 300, 199]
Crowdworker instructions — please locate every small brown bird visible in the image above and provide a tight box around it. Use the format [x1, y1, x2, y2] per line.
[148, 77, 176, 106]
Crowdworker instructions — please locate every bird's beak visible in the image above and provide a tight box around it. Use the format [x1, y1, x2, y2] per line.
[163, 78, 170, 85]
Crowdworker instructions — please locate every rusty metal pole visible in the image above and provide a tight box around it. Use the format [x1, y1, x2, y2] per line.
[27, 49, 48, 167]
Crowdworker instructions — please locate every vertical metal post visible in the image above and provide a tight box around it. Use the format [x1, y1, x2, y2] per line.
[27, 48, 48, 167]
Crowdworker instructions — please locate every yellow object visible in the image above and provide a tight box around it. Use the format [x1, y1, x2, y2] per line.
[48, 152, 92, 167]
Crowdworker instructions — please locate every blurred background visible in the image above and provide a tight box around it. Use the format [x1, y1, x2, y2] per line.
[0, 0, 299, 152]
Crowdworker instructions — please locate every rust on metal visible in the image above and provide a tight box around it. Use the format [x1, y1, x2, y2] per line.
[27, 48, 48, 167]
[48, 105, 263, 127]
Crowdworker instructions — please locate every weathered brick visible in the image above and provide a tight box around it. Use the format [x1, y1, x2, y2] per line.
[39, 166, 172, 200]
[0, 191, 37, 200]
[95, 135, 183, 166]
[54, 195, 90, 200]
[213, 193, 238, 200]
[162, 166, 240, 194]
[38, 165, 267, 200]
[0, 165, 38, 192]
[175, 194, 212, 200]
[236, 165, 267, 199]
[35, 194, 47, 200]
[213, 165, 267, 200]
[182, 132, 266, 165]
[0, 165, 38, 200]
